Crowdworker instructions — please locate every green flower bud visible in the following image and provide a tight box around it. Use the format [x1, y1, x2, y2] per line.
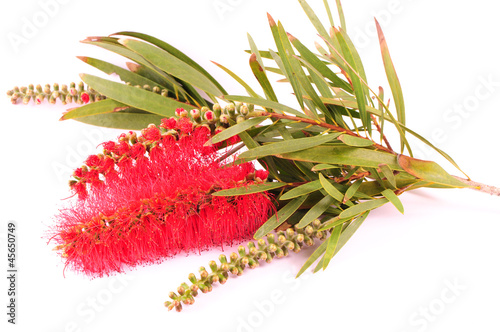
[22, 96, 31, 105]
[240, 257, 249, 266]
[225, 103, 236, 117]
[236, 115, 245, 124]
[208, 260, 218, 272]
[36, 84, 43, 93]
[6, 90, 14, 97]
[240, 105, 249, 116]
[20, 86, 27, 94]
[78, 81, 85, 91]
[35, 94, 44, 104]
[219, 114, 230, 124]
[43, 84, 51, 94]
[212, 103, 222, 117]
[53, 83, 59, 91]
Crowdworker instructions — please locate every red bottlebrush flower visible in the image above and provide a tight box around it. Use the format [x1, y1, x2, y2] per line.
[141, 124, 161, 141]
[80, 92, 90, 104]
[160, 117, 177, 130]
[176, 117, 193, 134]
[51, 118, 274, 277]
[255, 169, 269, 181]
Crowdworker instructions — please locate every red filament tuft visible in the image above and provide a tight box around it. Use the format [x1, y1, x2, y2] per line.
[53, 120, 274, 277]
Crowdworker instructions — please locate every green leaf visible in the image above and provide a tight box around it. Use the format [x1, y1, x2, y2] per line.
[318, 215, 352, 231]
[208, 116, 267, 145]
[249, 53, 278, 102]
[212, 182, 287, 196]
[61, 99, 129, 120]
[375, 20, 405, 130]
[322, 224, 342, 270]
[240, 132, 342, 160]
[313, 211, 369, 273]
[80, 74, 193, 117]
[379, 164, 397, 189]
[288, 35, 352, 92]
[319, 174, 344, 202]
[338, 134, 374, 147]
[74, 109, 163, 130]
[118, 38, 223, 97]
[277, 146, 402, 170]
[311, 164, 339, 171]
[296, 236, 328, 278]
[397, 155, 469, 188]
[82, 38, 184, 94]
[77, 56, 163, 89]
[335, 0, 347, 31]
[339, 198, 389, 219]
[224, 95, 305, 117]
[212, 61, 261, 98]
[268, 15, 304, 109]
[112, 31, 227, 95]
[343, 179, 363, 203]
[381, 189, 404, 214]
[285, 34, 330, 116]
[254, 195, 308, 239]
[297, 195, 335, 228]
[330, 28, 370, 133]
[280, 180, 322, 200]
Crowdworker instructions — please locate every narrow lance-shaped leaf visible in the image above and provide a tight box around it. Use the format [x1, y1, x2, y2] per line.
[375, 19, 406, 152]
[288, 35, 352, 92]
[212, 182, 287, 196]
[111, 31, 228, 95]
[239, 132, 342, 160]
[75, 109, 164, 130]
[379, 164, 397, 189]
[249, 53, 278, 102]
[211, 61, 261, 99]
[296, 236, 328, 278]
[61, 99, 129, 121]
[330, 29, 371, 133]
[339, 197, 389, 219]
[278, 146, 402, 170]
[313, 211, 369, 273]
[77, 56, 165, 90]
[208, 116, 268, 145]
[280, 180, 322, 200]
[397, 155, 469, 188]
[322, 224, 342, 270]
[343, 178, 363, 203]
[254, 195, 309, 239]
[338, 134, 374, 147]
[297, 195, 335, 228]
[118, 38, 224, 97]
[319, 174, 345, 203]
[224, 95, 306, 118]
[268, 14, 304, 109]
[80, 74, 194, 117]
[381, 189, 404, 214]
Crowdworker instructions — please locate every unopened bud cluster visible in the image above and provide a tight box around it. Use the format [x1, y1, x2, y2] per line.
[164, 219, 325, 312]
[7, 82, 104, 105]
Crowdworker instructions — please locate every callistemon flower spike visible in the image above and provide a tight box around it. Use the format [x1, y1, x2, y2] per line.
[52, 116, 275, 277]
[165, 220, 325, 312]
[7, 82, 104, 105]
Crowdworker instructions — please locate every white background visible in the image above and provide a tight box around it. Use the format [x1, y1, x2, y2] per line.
[1, 0, 500, 331]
